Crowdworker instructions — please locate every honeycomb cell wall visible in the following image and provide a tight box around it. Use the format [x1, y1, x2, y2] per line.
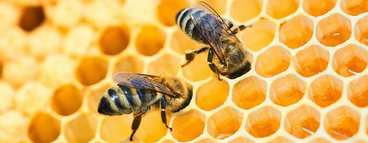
[0, 0, 368, 142]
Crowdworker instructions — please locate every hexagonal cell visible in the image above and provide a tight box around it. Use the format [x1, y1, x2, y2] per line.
[207, 107, 243, 139]
[333, 44, 368, 77]
[267, 136, 293, 143]
[308, 75, 343, 107]
[279, 15, 313, 49]
[316, 14, 351, 47]
[135, 25, 166, 56]
[15, 82, 52, 115]
[285, 105, 320, 138]
[231, 0, 262, 22]
[245, 106, 281, 138]
[65, 113, 97, 143]
[348, 75, 368, 107]
[171, 109, 205, 142]
[27, 26, 62, 59]
[241, 18, 276, 51]
[232, 76, 266, 109]
[270, 74, 306, 106]
[308, 137, 331, 143]
[51, 84, 83, 116]
[196, 76, 229, 111]
[196, 138, 217, 143]
[98, 26, 130, 55]
[3, 56, 39, 86]
[75, 56, 108, 86]
[0, 110, 28, 142]
[39, 55, 76, 88]
[147, 54, 181, 75]
[229, 136, 254, 143]
[63, 25, 95, 57]
[355, 16, 368, 46]
[303, 0, 336, 17]
[134, 109, 169, 142]
[100, 115, 133, 143]
[156, 0, 189, 26]
[113, 55, 144, 75]
[266, 0, 299, 19]
[18, 6, 45, 31]
[87, 83, 113, 115]
[44, 1, 83, 28]
[294, 45, 329, 77]
[324, 106, 360, 140]
[28, 112, 60, 143]
[182, 52, 213, 82]
[341, 0, 368, 16]
[354, 139, 368, 143]
[255, 46, 291, 77]
[0, 82, 14, 113]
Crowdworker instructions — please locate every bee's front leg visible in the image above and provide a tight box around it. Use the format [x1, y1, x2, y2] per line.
[160, 97, 172, 131]
[182, 47, 209, 67]
[231, 24, 252, 35]
[130, 115, 142, 141]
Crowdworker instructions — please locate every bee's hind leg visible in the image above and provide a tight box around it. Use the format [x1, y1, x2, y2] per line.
[160, 97, 172, 131]
[208, 49, 222, 81]
[182, 47, 209, 67]
[130, 115, 142, 141]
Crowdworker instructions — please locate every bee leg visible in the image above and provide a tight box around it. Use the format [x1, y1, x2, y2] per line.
[207, 49, 222, 81]
[160, 97, 172, 131]
[182, 47, 209, 67]
[231, 24, 252, 35]
[130, 115, 142, 141]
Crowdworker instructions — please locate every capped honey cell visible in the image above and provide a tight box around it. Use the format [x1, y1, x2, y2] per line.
[0, 110, 28, 142]
[232, 76, 266, 109]
[294, 45, 329, 77]
[341, 0, 368, 16]
[246, 106, 281, 138]
[285, 105, 320, 138]
[333, 44, 368, 77]
[113, 55, 144, 75]
[279, 15, 313, 49]
[324, 106, 360, 140]
[156, 0, 189, 26]
[171, 109, 205, 142]
[316, 14, 351, 47]
[255, 46, 291, 77]
[348, 75, 368, 107]
[207, 107, 243, 139]
[99, 26, 130, 55]
[308, 75, 343, 107]
[28, 112, 60, 143]
[303, 0, 336, 17]
[136, 25, 166, 56]
[75, 56, 108, 86]
[355, 16, 368, 46]
[18, 6, 45, 31]
[241, 18, 276, 51]
[270, 74, 306, 106]
[196, 76, 229, 111]
[266, 0, 299, 19]
[64, 113, 97, 143]
[51, 84, 83, 116]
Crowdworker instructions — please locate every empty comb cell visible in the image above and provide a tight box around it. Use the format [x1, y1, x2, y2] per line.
[246, 106, 281, 138]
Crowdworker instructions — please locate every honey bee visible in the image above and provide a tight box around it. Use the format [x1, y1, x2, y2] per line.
[176, 1, 252, 79]
[98, 72, 193, 141]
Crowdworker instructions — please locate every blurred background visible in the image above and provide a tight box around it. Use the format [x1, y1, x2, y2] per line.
[0, 0, 368, 142]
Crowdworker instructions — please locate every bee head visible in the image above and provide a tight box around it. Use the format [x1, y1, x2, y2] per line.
[165, 77, 193, 112]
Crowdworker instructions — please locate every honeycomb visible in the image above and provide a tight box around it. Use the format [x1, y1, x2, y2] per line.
[1, 0, 368, 142]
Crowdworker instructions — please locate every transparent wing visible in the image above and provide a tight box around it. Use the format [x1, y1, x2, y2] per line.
[114, 72, 178, 97]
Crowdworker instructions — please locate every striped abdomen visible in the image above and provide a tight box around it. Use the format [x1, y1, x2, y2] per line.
[98, 84, 160, 116]
[176, 8, 208, 44]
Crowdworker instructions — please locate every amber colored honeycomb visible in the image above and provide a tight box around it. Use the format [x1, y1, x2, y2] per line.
[0, 0, 368, 142]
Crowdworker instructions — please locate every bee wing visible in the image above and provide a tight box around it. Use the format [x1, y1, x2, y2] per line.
[192, 1, 244, 62]
[113, 72, 178, 97]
